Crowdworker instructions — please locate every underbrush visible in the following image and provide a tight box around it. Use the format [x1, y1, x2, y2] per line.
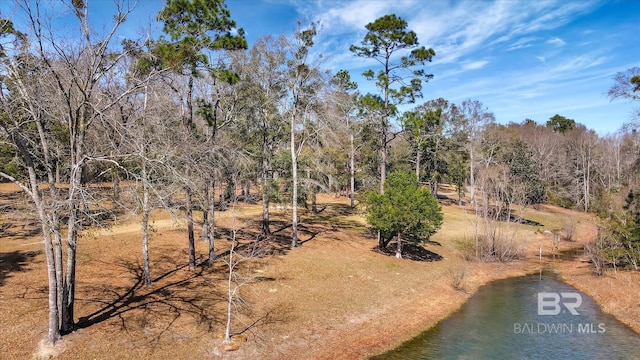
[456, 227, 525, 263]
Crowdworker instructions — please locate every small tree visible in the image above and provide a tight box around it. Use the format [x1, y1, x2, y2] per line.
[366, 171, 442, 258]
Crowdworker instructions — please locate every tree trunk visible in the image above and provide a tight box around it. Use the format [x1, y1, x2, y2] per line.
[201, 209, 208, 240]
[380, 126, 387, 194]
[185, 75, 196, 270]
[55, 162, 61, 184]
[261, 183, 271, 236]
[33, 185, 60, 343]
[291, 112, 299, 247]
[62, 207, 78, 333]
[396, 233, 402, 259]
[141, 163, 152, 285]
[53, 216, 63, 328]
[207, 178, 216, 262]
[15, 143, 61, 342]
[61, 140, 85, 333]
[44, 231, 59, 343]
[381, 58, 390, 195]
[224, 180, 234, 202]
[48, 177, 63, 328]
[260, 130, 272, 234]
[224, 235, 236, 342]
[415, 148, 421, 181]
[186, 182, 196, 270]
[378, 233, 389, 250]
[311, 191, 318, 213]
[112, 171, 120, 202]
[350, 133, 355, 208]
[469, 148, 476, 206]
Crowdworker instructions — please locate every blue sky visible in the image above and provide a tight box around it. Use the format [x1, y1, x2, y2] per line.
[3, 0, 638, 134]
[223, 0, 639, 134]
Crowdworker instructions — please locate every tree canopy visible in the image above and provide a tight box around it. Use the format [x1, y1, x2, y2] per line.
[366, 171, 443, 258]
[546, 114, 575, 133]
[350, 13, 435, 192]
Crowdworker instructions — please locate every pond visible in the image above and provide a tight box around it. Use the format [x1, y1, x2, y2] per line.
[372, 269, 640, 359]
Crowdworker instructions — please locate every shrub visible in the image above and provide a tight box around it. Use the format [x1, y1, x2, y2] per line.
[365, 171, 443, 258]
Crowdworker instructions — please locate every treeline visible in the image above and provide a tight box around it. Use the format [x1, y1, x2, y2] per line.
[0, 0, 638, 347]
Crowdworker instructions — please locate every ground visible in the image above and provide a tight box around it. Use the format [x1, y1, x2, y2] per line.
[0, 184, 638, 359]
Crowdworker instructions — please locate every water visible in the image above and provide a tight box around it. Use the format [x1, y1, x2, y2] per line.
[373, 270, 640, 359]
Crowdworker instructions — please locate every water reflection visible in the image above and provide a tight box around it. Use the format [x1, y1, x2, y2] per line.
[372, 270, 640, 359]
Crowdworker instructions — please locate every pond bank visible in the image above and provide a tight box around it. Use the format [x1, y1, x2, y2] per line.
[242, 202, 639, 360]
[371, 270, 640, 359]
[299, 207, 640, 359]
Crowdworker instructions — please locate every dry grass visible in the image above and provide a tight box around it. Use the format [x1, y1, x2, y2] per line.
[0, 186, 638, 359]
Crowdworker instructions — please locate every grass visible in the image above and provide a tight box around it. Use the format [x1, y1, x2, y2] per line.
[0, 187, 638, 359]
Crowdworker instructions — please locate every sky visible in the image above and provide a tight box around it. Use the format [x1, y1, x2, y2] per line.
[222, 0, 640, 134]
[2, 0, 638, 134]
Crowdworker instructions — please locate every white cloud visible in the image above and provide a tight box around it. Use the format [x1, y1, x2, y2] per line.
[283, 0, 631, 133]
[549, 54, 609, 74]
[304, 0, 600, 67]
[547, 37, 566, 46]
[462, 60, 489, 71]
[506, 37, 538, 51]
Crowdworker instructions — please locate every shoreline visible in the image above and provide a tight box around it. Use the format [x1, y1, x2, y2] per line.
[300, 222, 640, 359]
[2, 190, 638, 359]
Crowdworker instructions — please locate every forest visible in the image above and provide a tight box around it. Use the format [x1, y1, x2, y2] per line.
[1, 0, 639, 356]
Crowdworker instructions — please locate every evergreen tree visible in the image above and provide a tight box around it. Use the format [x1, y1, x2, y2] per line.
[350, 14, 435, 193]
[366, 172, 442, 257]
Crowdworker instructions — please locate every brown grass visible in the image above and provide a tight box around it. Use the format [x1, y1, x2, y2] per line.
[0, 186, 638, 359]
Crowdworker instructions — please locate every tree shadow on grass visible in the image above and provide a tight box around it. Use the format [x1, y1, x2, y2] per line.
[374, 243, 443, 262]
[216, 225, 295, 258]
[0, 250, 40, 287]
[75, 256, 227, 342]
[215, 220, 324, 258]
[302, 202, 364, 231]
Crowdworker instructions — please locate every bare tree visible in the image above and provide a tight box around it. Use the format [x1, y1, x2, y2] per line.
[229, 36, 288, 236]
[330, 70, 360, 208]
[460, 99, 495, 206]
[283, 23, 326, 247]
[0, 0, 142, 343]
[608, 67, 640, 122]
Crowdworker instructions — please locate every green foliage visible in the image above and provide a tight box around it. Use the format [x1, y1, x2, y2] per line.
[609, 67, 640, 103]
[631, 75, 640, 93]
[366, 172, 442, 245]
[501, 138, 546, 205]
[547, 192, 575, 209]
[0, 143, 23, 181]
[155, 0, 247, 75]
[402, 98, 468, 188]
[350, 14, 435, 105]
[546, 114, 575, 133]
[332, 70, 357, 92]
[597, 189, 640, 269]
[0, 18, 27, 58]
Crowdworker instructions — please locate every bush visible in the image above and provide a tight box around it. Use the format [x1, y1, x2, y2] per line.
[365, 171, 443, 258]
[456, 228, 525, 263]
